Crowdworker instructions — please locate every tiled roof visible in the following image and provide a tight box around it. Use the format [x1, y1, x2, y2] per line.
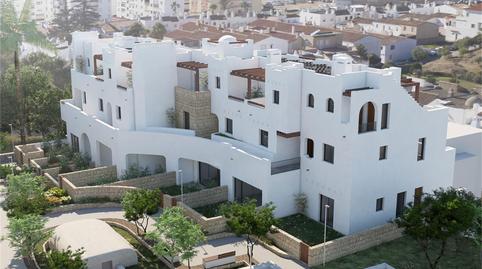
[248, 19, 335, 35]
[466, 3, 482, 11]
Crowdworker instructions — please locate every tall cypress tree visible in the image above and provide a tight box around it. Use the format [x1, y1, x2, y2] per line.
[50, 0, 74, 42]
[70, 0, 100, 31]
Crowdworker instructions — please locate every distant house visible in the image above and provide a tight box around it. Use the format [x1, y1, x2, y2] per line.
[100, 17, 138, 38]
[444, 3, 482, 42]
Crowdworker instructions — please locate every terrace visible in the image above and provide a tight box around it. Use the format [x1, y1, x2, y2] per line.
[229, 67, 266, 108]
[177, 61, 209, 92]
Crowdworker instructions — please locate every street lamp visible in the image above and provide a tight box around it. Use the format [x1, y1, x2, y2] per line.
[323, 204, 330, 267]
[178, 169, 184, 203]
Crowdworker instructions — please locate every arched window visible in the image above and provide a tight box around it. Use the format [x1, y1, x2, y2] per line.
[327, 98, 334, 113]
[358, 102, 376, 133]
[308, 94, 315, 108]
[306, 138, 314, 158]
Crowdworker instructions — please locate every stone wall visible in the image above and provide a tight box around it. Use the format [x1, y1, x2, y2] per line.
[175, 86, 218, 138]
[61, 166, 117, 187]
[47, 202, 122, 214]
[178, 201, 229, 235]
[14, 143, 44, 167]
[163, 185, 228, 209]
[109, 172, 176, 189]
[267, 227, 302, 259]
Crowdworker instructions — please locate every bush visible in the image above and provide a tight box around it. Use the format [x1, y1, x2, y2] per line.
[0, 164, 13, 179]
[121, 165, 150, 180]
[72, 152, 90, 170]
[44, 187, 71, 206]
[58, 156, 71, 173]
[425, 76, 437, 84]
[46, 247, 87, 269]
[45, 187, 67, 197]
[5, 173, 49, 217]
[86, 176, 118, 186]
[76, 196, 121, 204]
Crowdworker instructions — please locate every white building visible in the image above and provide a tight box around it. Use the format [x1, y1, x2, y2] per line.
[63, 31, 457, 235]
[444, 3, 482, 42]
[21, 0, 112, 22]
[115, 0, 184, 20]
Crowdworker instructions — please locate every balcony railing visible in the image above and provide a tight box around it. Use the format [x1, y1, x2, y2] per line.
[271, 157, 300, 175]
[358, 121, 377, 134]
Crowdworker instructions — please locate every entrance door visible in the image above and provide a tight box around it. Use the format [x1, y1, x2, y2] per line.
[320, 194, 334, 227]
[199, 162, 220, 187]
[184, 111, 190, 129]
[396, 191, 406, 218]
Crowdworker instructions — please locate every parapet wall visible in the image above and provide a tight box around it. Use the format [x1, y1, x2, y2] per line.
[14, 143, 44, 167]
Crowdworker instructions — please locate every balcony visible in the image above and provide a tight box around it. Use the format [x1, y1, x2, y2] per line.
[271, 157, 300, 175]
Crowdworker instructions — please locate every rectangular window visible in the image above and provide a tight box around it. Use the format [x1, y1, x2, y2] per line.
[273, 90, 280, 104]
[417, 138, 425, 161]
[376, 197, 384, 211]
[83, 92, 87, 104]
[320, 194, 334, 227]
[87, 58, 90, 67]
[216, 76, 221, 89]
[116, 106, 122, 119]
[70, 134, 79, 152]
[184, 111, 190, 129]
[260, 130, 268, 147]
[390, 45, 395, 50]
[99, 98, 104, 111]
[396, 191, 406, 218]
[226, 118, 233, 134]
[234, 178, 262, 206]
[379, 145, 387, 160]
[323, 144, 334, 164]
[108, 68, 112, 79]
[381, 103, 390, 129]
[414, 187, 423, 207]
[307, 138, 314, 158]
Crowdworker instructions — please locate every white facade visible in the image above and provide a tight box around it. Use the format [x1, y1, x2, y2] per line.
[23, 0, 112, 22]
[63, 31, 456, 235]
[115, 0, 184, 20]
[444, 4, 482, 42]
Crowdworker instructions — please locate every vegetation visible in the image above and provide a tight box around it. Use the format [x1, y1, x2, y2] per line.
[122, 189, 161, 235]
[355, 44, 368, 60]
[46, 247, 87, 269]
[4, 173, 49, 217]
[121, 164, 151, 180]
[277, 213, 343, 246]
[22, 52, 71, 89]
[70, 0, 100, 31]
[125, 23, 149, 37]
[159, 182, 204, 196]
[5, 214, 52, 259]
[0, 164, 14, 179]
[395, 187, 481, 269]
[49, 0, 74, 42]
[193, 201, 230, 218]
[86, 176, 118, 186]
[44, 187, 72, 206]
[411, 47, 429, 63]
[146, 207, 206, 268]
[220, 200, 277, 266]
[149, 23, 167, 40]
[293, 192, 308, 213]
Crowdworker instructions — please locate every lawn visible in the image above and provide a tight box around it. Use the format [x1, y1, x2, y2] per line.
[314, 236, 480, 269]
[159, 182, 204, 196]
[193, 201, 230, 218]
[112, 226, 169, 269]
[276, 214, 343, 246]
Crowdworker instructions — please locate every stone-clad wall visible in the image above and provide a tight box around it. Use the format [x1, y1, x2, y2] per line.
[163, 185, 228, 209]
[61, 166, 117, 187]
[178, 202, 228, 235]
[109, 172, 176, 189]
[267, 227, 302, 259]
[175, 86, 218, 138]
[62, 179, 136, 201]
[15, 143, 44, 166]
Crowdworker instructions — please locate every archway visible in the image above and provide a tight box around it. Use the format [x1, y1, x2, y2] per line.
[358, 102, 376, 133]
[80, 133, 91, 158]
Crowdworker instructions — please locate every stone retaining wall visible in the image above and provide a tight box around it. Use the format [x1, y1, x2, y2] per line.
[14, 143, 44, 167]
[108, 173, 176, 189]
[61, 166, 117, 187]
[267, 227, 302, 259]
[177, 201, 228, 235]
[47, 202, 122, 214]
[163, 185, 228, 209]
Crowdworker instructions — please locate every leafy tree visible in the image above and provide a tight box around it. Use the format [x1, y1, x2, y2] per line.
[70, 0, 100, 31]
[46, 247, 87, 269]
[209, 4, 218, 12]
[355, 44, 368, 60]
[368, 54, 381, 68]
[411, 47, 428, 62]
[5, 214, 52, 259]
[220, 200, 277, 266]
[395, 187, 481, 269]
[124, 22, 148, 37]
[49, 0, 74, 43]
[122, 189, 160, 235]
[149, 23, 167, 40]
[0, 0, 52, 144]
[146, 207, 205, 268]
[5, 173, 48, 217]
[22, 52, 71, 89]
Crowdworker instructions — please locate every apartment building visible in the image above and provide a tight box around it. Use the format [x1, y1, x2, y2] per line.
[63, 31, 456, 235]
[444, 3, 482, 42]
[115, 0, 184, 20]
[24, 0, 112, 22]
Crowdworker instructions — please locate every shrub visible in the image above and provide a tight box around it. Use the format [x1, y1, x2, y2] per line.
[44, 187, 67, 197]
[58, 156, 71, 173]
[86, 176, 118, 186]
[0, 164, 13, 179]
[46, 247, 87, 269]
[121, 164, 150, 180]
[76, 196, 121, 204]
[72, 152, 90, 170]
[5, 173, 49, 217]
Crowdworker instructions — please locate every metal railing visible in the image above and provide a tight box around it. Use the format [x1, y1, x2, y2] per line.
[271, 157, 301, 175]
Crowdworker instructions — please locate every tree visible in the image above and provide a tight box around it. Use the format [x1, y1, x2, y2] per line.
[5, 214, 52, 259]
[170, 1, 180, 15]
[241, 0, 251, 13]
[149, 23, 167, 40]
[122, 189, 160, 235]
[124, 22, 148, 37]
[49, 0, 74, 43]
[218, 0, 232, 10]
[70, 0, 100, 31]
[0, 0, 52, 144]
[46, 247, 87, 269]
[5, 173, 48, 217]
[368, 54, 381, 68]
[209, 4, 218, 12]
[395, 187, 480, 269]
[355, 44, 368, 60]
[146, 207, 205, 268]
[411, 47, 428, 62]
[220, 200, 277, 266]
[22, 52, 71, 89]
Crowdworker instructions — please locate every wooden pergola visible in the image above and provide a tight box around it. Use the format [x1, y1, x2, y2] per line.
[401, 77, 420, 103]
[176, 61, 208, 92]
[230, 68, 265, 98]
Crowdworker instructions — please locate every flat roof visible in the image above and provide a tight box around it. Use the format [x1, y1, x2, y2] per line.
[447, 122, 482, 139]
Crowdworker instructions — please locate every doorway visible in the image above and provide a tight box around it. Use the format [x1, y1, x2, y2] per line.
[320, 194, 334, 227]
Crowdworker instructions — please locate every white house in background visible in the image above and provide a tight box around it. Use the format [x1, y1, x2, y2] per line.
[63, 31, 456, 235]
[115, 0, 184, 20]
[444, 3, 482, 42]
[24, 0, 112, 22]
[299, 8, 337, 28]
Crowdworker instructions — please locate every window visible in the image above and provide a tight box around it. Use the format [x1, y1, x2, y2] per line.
[306, 138, 314, 158]
[87, 58, 90, 67]
[327, 98, 334, 113]
[390, 45, 395, 50]
[234, 178, 262, 206]
[260, 130, 268, 147]
[381, 103, 390, 129]
[376, 197, 384, 211]
[99, 98, 104, 111]
[471, 23, 475, 28]
[414, 187, 423, 207]
[71, 134, 79, 152]
[379, 145, 387, 160]
[273, 90, 280, 104]
[396, 191, 406, 218]
[308, 94, 314, 108]
[417, 138, 425, 161]
[116, 106, 122, 119]
[216, 76, 221, 89]
[226, 118, 233, 134]
[108, 68, 112, 79]
[184, 111, 190, 129]
[323, 144, 334, 164]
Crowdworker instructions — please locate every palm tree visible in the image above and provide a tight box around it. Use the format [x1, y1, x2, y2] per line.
[0, 0, 52, 144]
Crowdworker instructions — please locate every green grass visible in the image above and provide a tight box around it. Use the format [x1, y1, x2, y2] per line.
[193, 201, 230, 218]
[159, 183, 204, 196]
[314, 236, 480, 269]
[112, 226, 169, 269]
[435, 76, 482, 90]
[276, 214, 343, 246]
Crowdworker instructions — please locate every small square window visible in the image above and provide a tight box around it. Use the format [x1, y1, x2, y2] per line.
[260, 130, 268, 147]
[273, 90, 280, 104]
[99, 98, 104, 111]
[379, 145, 387, 160]
[226, 118, 233, 134]
[116, 106, 122, 120]
[323, 144, 334, 164]
[376, 197, 384, 211]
